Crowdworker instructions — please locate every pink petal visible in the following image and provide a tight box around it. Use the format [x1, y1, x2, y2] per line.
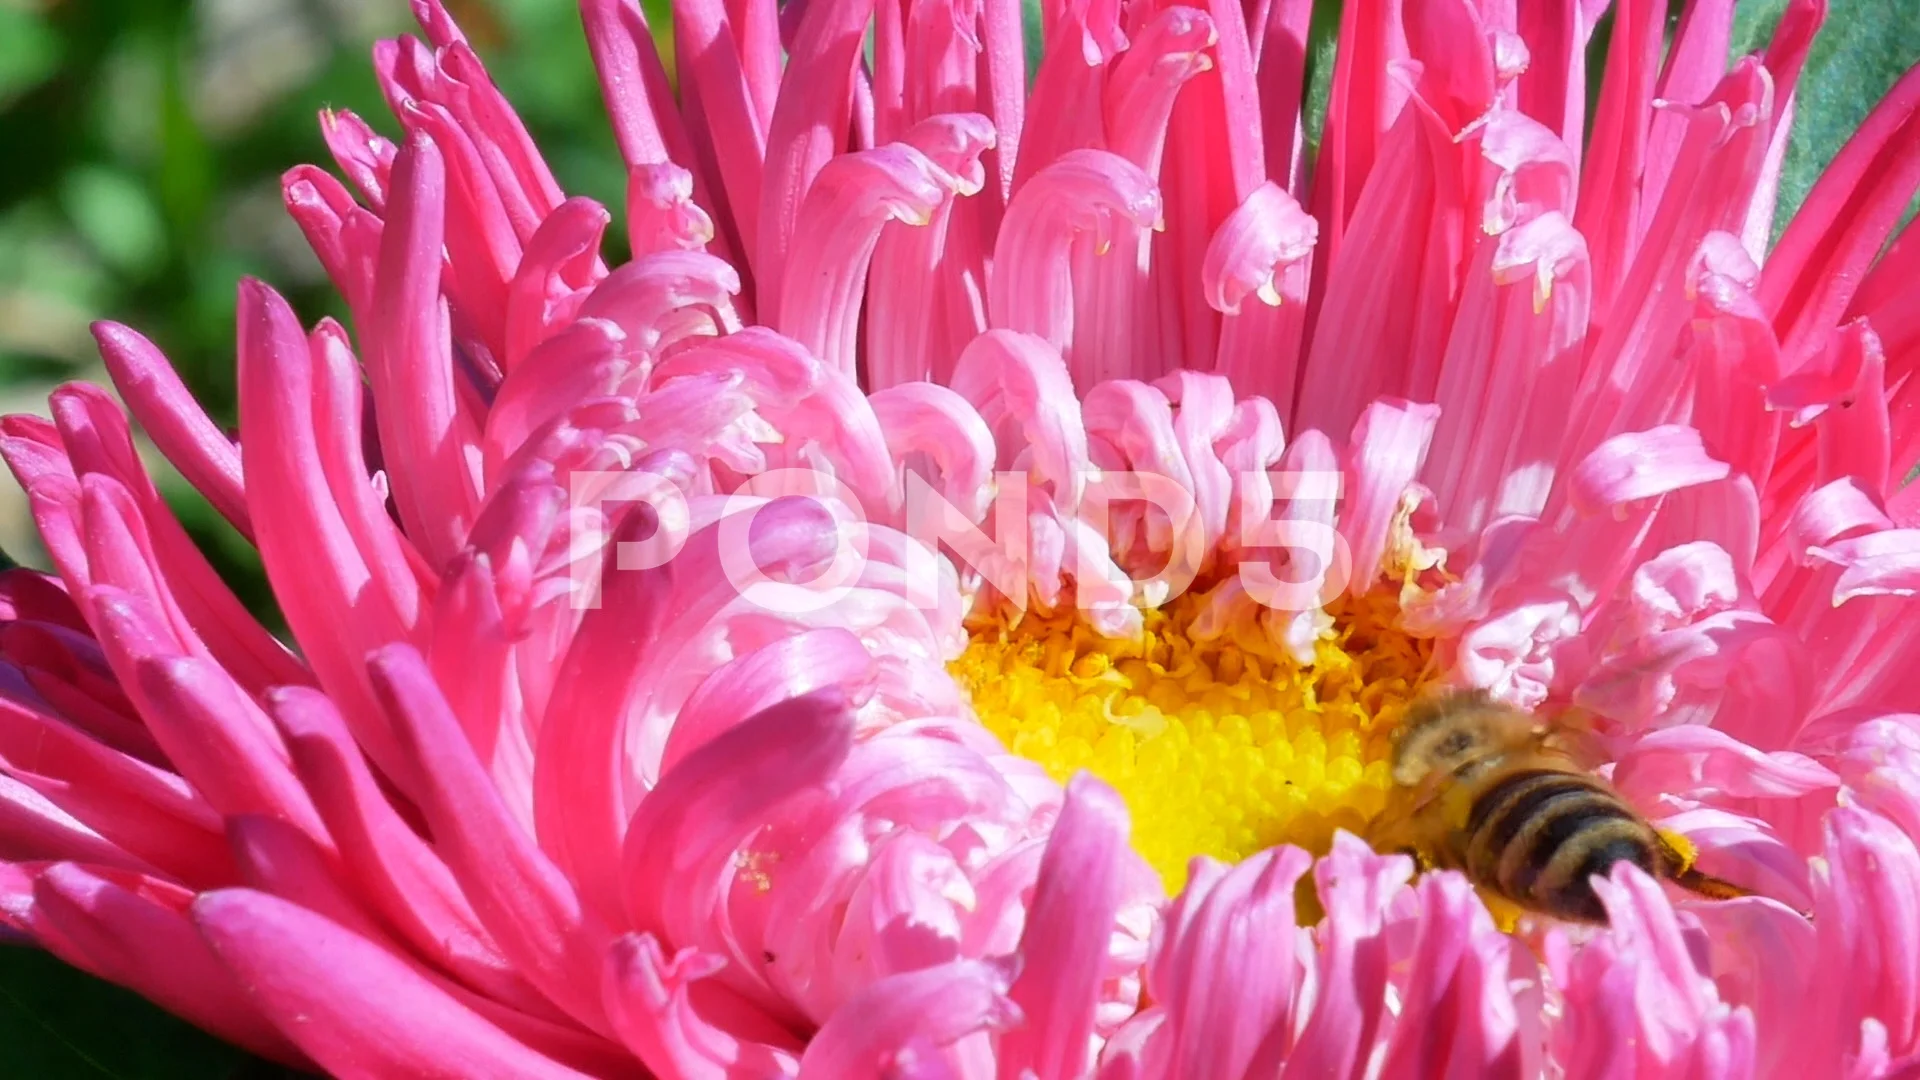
[1272, 833, 1412, 1079]
[1761, 62, 1920, 371]
[428, 37, 568, 244]
[1149, 846, 1314, 1080]
[3, 623, 159, 764]
[503, 196, 611, 372]
[1513, 0, 1597, 166]
[391, 97, 518, 379]
[1380, 873, 1527, 1080]
[1571, 0, 1663, 312]
[999, 775, 1134, 1080]
[230, 810, 639, 1076]
[602, 933, 801, 1080]
[0, 687, 230, 884]
[370, 643, 615, 1037]
[482, 319, 632, 481]
[317, 108, 396, 210]
[91, 322, 251, 541]
[1569, 864, 1755, 1073]
[1557, 64, 1771, 475]
[31, 864, 308, 1066]
[795, 959, 1020, 1078]
[629, 162, 718, 256]
[1639, 0, 1736, 232]
[1806, 529, 1920, 604]
[80, 587, 326, 855]
[1823, 715, 1920, 853]
[576, 250, 743, 353]
[1307, 0, 1411, 262]
[1297, 93, 1462, 436]
[620, 689, 857, 990]
[269, 686, 540, 1012]
[130, 653, 330, 846]
[1425, 210, 1591, 542]
[755, 0, 876, 316]
[49, 393, 304, 693]
[1611, 725, 1839, 802]
[950, 329, 1092, 512]
[1205, 183, 1317, 413]
[781, 115, 994, 380]
[1657, 806, 1814, 916]
[662, 629, 877, 776]
[579, 0, 693, 169]
[989, 150, 1162, 367]
[367, 129, 485, 571]
[1204, 181, 1316, 319]
[0, 771, 156, 874]
[236, 280, 419, 790]
[193, 888, 597, 1079]
[1340, 398, 1440, 592]
[870, 383, 998, 524]
[1564, 425, 1732, 518]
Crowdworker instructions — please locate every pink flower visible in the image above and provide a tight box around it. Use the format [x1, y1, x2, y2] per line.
[4, 0, 1920, 1076]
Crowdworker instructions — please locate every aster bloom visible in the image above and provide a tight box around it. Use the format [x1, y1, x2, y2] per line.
[5, 0, 1920, 1074]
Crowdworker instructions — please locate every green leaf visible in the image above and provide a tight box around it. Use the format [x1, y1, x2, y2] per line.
[1024, 0, 1044, 87]
[0, 7, 60, 108]
[59, 165, 168, 277]
[1733, 0, 1920, 242]
[0, 946, 306, 1079]
[1301, 0, 1344, 158]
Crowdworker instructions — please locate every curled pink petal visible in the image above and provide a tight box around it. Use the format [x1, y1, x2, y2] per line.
[870, 383, 998, 524]
[1566, 426, 1733, 518]
[1807, 529, 1920, 604]
[503, 197, 610, 372]
[949, 330, 1092, 511]
[989, 150, 1162, 360]
[621, 689, 857, 976]
[1612, 725, 1839, 801]
[1341, 399, 1441, 592]
[780, 116, 994, 379]
[602, 933, 800, 1080]
[629, 162, 717, 256]
[1203, 181, 1317, 317]
[795, 958, 1021, 1079]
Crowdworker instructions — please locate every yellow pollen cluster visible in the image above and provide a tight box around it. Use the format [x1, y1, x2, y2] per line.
[951, 588, 1437, 892]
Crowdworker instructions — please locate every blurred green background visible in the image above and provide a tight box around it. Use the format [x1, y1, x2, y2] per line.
[0, 0, 647, 622]
[0, 0, 1917, 1074]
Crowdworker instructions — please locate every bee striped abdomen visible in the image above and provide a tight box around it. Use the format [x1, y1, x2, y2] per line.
[1465, 768, 1657, 922]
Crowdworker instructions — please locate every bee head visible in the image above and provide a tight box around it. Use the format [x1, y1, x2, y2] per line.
[1389, 688, 1538, 786]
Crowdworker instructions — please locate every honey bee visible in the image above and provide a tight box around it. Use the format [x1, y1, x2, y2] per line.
[1371, 688, 1749, 924]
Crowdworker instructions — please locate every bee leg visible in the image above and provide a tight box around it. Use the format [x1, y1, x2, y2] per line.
[1474, 887, 1529, 934]
[1653, 828, 1752, 902]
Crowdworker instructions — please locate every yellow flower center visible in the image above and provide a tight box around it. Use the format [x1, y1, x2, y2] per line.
[951, 587, 1437, 892]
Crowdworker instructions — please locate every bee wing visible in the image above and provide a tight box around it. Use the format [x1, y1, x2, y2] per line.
[1538, 705, 1612, 770]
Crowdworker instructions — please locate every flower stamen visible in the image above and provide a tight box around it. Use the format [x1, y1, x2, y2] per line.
[952, 587, 1438, 890]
